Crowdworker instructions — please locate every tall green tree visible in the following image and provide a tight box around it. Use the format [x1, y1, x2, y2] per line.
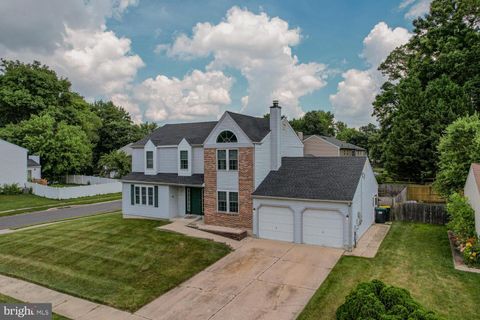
[373, 0, 480, 181]
[290, 110, 335, 136]
[0, 60, 71, 126]
[0, 114, 92, 179]
[434, 114, 480, 197]
[98, 150, 132, 179]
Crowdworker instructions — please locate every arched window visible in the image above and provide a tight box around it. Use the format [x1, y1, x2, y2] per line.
[216, 130, 238, 143]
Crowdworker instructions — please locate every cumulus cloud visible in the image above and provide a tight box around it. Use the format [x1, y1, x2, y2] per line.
[399, 0, 432, 19]
[330, 22, 411, 127]
[0, 0, 144, 121]
[162, 6, 327, 119]
[134, 70, 233, 122]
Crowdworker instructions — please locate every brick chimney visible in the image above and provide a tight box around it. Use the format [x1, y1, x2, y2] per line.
[270, 100, 281, 170]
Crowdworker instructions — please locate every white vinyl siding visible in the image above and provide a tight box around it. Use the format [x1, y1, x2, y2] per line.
[254, 133, 271, 188]
[131, 148, 144, 172]
[192, 147, 204, 174]
[158, 147, 177, 173]
[0, 139, 27, 186]
[280, 119, 304, 157]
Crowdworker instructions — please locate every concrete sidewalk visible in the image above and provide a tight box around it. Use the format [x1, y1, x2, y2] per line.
[344, 224, 390, 258]
[0, 275, 146, 320]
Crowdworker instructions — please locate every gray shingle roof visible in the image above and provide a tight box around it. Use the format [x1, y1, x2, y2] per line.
[131, 121, 217, 147]
[305, 135, 365, 151]
[226, 111, 270, 142]
[252, 157, 367, 202]
[131, 111, 271, 147]
[122, 172, 204, 186]
[27, 159, 40, 167]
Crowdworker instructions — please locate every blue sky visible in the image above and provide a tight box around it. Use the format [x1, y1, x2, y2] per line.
[109, 0, 411, 112]
[0, 0, 429, 125]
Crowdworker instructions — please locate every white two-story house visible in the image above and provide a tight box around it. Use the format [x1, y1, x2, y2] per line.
[122, 101, 378, 249]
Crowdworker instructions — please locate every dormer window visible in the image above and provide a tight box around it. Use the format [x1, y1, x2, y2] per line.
[217, 130, 237, 143]
[146, 151, 154, 169]
[180, 150, 188, 169]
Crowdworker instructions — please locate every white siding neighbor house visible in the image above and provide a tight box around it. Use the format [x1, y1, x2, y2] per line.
[464, 163, 480, 236]
[121, 100, 378, 249]
[27, 155, 42, 180]
[0, 139, 28, 186]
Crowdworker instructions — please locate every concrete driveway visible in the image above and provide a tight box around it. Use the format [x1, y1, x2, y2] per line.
[136, 238, 343, 320]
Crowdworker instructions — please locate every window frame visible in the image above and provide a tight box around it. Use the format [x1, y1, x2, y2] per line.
[133, 185, 155, 207]
[146, 151, 154, 169]
[216, 130, 238, 143]
[180, 150, 189, 170]
[217, 149, 238, 171]
[217, 190, 239, 214]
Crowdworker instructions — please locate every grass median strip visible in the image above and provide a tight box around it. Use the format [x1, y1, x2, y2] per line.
[0, 193, 121, 217]
[298, 222, 480, 320]
[0, 212, 231, 312]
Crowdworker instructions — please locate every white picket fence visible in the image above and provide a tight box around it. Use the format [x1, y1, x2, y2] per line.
[26, 175, 121, 200]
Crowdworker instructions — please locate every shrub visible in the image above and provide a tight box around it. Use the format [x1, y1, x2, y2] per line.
[446, 192, 476, 243]
[336, 280, 440, 320]
[0, 183, 23, 195]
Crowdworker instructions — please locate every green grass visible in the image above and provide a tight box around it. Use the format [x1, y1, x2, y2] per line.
[0, 213, 231, 312]
[298, 223, 480, 320]
[0, 193, 122, 217]
[0, 293, 70, 320]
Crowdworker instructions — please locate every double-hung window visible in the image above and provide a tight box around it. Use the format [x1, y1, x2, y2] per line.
[180, 150, 188, 169]
[148, 187, 154, 206]
[217, 149, 238, 170]
[141, 187, 147, 205]
[135, 186, 140, 204]
[134, 185, 155, 207]
[146, 151, 154, 169]
[217, 150, 227, 170]
[217, 191, 239, 213]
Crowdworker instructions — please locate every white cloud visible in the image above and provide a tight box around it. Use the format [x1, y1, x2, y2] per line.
[330, 22, 412, 127]
[0, 0, 144, 121]
[162, 6, 327, 119]
[134, 70, 233, 122]
[399, 0, 432, 19]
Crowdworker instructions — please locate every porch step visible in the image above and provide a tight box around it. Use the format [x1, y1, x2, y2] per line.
[188, 222, 247, 241]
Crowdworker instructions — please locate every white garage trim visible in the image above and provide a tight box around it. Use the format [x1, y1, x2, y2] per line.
[301, 208, 345, 248]
[257, 204, 294, 242]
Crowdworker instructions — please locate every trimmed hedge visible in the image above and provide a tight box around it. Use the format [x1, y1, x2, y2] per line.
[336, 280, 440, 320]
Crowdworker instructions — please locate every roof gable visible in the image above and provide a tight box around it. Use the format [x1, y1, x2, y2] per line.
[226, 111, 270, 142]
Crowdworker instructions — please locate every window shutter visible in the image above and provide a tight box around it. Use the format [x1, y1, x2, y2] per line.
[154, 186, 158, 207]
[130, 184, 134, 205]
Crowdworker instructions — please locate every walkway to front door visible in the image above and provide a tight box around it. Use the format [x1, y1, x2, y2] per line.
[136, 238, 343, 320]
[186, 187, 203, 215]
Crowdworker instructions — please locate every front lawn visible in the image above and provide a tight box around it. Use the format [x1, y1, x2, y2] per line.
[0, 213, 231, 311]
[0, 193, 122, 217]
[298, 223, 480, 320]
[0, 293, 70, 320]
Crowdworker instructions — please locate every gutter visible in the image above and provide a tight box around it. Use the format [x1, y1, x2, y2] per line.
[251, 194, 352, 204]
[121, 180, 205, 188]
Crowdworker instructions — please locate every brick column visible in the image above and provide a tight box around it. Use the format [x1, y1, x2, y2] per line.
[203, 147, 254, 230]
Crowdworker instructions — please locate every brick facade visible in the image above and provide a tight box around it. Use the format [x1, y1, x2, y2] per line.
[204, 147, 254, 230]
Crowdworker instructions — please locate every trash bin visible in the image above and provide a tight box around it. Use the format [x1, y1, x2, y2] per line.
[375, 207, 387, 223]
[380, 205, 391, 221]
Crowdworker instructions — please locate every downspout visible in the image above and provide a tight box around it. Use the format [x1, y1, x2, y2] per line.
[348, 202, 353, 251]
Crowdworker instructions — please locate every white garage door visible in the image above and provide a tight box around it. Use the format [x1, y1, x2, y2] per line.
[258, 206, 294, 242]
[303, 209, 344, 248]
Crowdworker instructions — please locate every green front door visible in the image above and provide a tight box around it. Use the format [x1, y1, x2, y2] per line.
[186, 187, 203, 215]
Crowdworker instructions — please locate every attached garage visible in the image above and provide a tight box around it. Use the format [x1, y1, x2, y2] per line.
[258, 206, 294, 242]
[302, 209, 344, 248]
[252, 157, 378, 250]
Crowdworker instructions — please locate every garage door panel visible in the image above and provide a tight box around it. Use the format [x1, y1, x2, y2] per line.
[303, 209, 344, 248]
[258, 206, 293, 242]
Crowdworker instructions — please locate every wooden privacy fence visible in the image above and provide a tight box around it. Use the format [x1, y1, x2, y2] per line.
[407, 184, 444, 203]
[391, 202, 448, 225]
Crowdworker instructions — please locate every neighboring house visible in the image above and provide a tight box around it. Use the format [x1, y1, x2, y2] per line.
[119, 143, 133, 156]
[0, 138, 27, 186]
[464, 163, 480, 236]
[303, 135, 366, 157]
[122, 101, 378, 249]
[27, 155, 42, 181]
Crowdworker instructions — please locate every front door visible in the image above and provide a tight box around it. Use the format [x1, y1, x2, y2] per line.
[186, 187, 203, 215]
